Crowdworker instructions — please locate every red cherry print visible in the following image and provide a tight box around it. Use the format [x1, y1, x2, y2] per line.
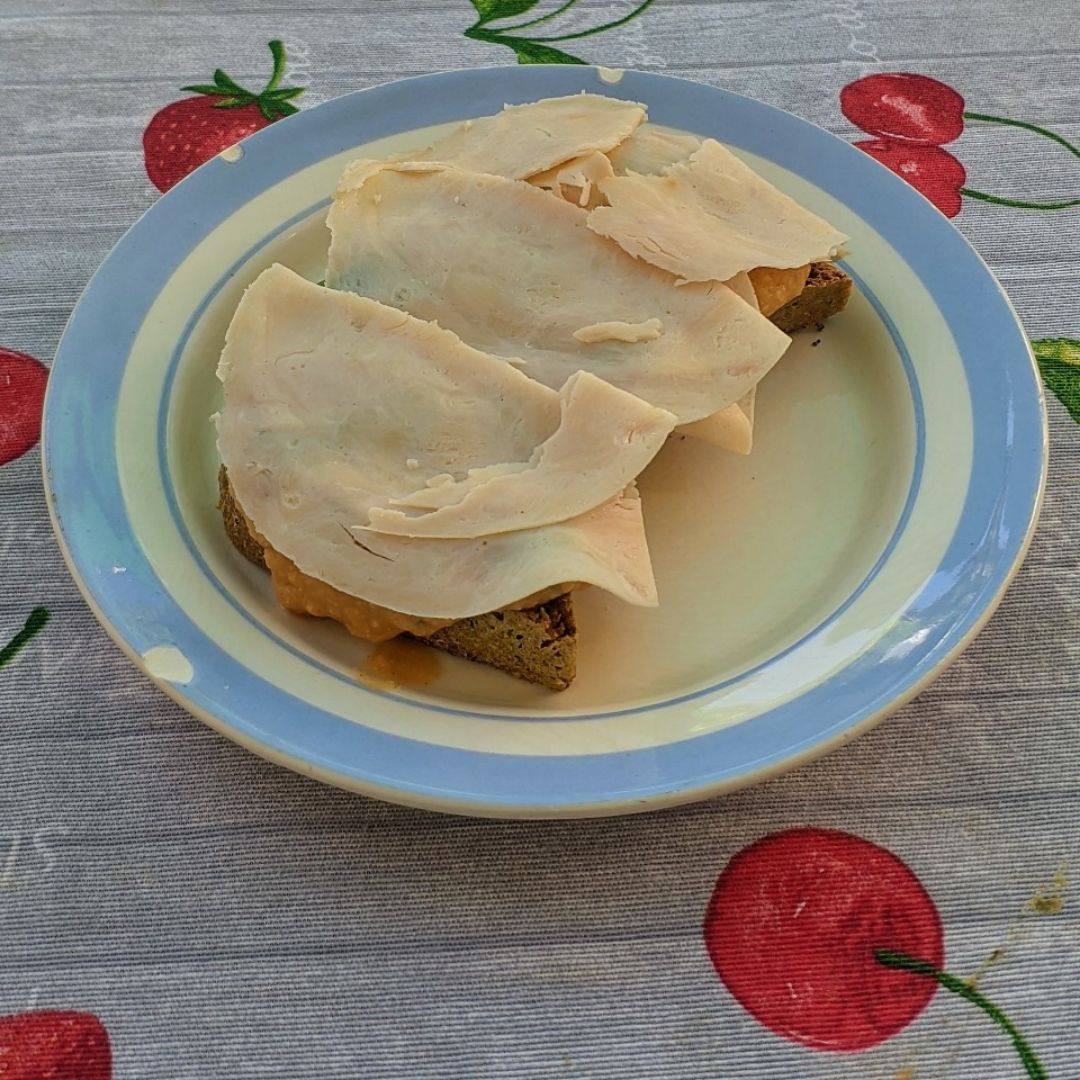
[143, 40, 304, 193]
[841, 73, 965, 146]
[703, 828, 943, 1051]
[840, 72, 1080, 214]
[0, 348, 48, 466]
[0, 1011, 111, 1080]
[855, 139, 967, 218]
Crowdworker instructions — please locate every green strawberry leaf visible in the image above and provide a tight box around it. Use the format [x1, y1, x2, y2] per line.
[183, 42, 303, 120]
[213, 69, 246, 94]
[1033, 337, 1080, 423]
[263, 99, 300, 120]
[470, 0, 541, 25]
[182, 83, 228, 96]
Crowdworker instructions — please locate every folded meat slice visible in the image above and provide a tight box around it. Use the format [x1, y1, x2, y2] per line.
[604, 128, 815, 318]
[404, 93, 645, 180]
[216, 265, 663, 618]
[589, 138, 847, 283]
[327, 161, 791, 425]
[369, 368, 674, 537]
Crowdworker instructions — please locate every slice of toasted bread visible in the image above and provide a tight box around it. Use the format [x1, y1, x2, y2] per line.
[219, 466, 269, 569]
[217, 466, 578, 690]
[422, 596, 577, 691]
[769, 261, 852, 334]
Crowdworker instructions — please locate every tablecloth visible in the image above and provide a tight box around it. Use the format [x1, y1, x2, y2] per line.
[1, 2, 1078, 1077]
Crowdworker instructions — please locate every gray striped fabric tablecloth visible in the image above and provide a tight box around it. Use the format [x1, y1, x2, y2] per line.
[1, 2, 1078, 1076]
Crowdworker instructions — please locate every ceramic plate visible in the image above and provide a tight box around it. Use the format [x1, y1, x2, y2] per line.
[43, 66, 1046, 818]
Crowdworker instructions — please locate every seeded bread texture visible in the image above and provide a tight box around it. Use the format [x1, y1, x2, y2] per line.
[422, 596, 577, 691]
[769, 261, 852, 333]
[218, 466, 268, 569]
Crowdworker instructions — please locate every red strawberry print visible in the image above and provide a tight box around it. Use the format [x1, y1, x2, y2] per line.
[0, 348, 48, 467]
[143, 40, 304, 193]
[840, 72, 1080, 215]
[0, 1011, 111, 1080]
[855, 139, 967, 218]
[841, 73, 965, 146]
[703, 829, 1046, 1076]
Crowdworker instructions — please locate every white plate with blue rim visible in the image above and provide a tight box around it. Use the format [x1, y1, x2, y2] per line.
[43, 66, 1046, 818]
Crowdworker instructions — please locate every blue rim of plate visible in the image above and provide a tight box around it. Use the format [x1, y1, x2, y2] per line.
[42, 66, 1046, 817]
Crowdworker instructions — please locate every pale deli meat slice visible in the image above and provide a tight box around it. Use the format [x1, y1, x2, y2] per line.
[525, 124, 697, 209]
[406, 93, 645, 180]
[589, 138, 847, 283]
[679, 270, 758, 454]
[368, 369, 675, 538]
[526, 150, 614, 209]
[326, 162, 791, 425]
[608, 123, 702, 176]
[216, 265, 660, 618]
[679, 389, 756, 455]
[608, 129, 814, 315]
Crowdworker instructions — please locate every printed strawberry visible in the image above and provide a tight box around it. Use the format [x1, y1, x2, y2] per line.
[0, 348, 48, 467]
[841, 73, 966, 146]
[143, 40, 304, 193]
[0, 1010, 111, 1080]
[855, 139, 967, 218]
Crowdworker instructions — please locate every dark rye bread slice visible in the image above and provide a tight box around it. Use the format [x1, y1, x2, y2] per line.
[215, 264, 849, 691]
[217, 466, 578, 690]
[770, 262, 852, 334]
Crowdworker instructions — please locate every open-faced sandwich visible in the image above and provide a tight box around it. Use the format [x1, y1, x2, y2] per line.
[215, 94, 852, 690]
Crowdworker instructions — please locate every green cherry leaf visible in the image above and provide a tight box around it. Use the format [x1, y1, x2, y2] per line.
[470, 0, 541, 25]
[499, 35, 587, 63]
[1033, 337, 1080, 423]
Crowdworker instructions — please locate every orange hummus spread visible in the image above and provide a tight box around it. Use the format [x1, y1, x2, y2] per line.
[262, 540, 577, 643]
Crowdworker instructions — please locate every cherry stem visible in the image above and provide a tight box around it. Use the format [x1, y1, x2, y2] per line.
[963, 111, 1080, 162]
[959, 188, 1080, 210]
[531, 0, 658, 42]
[0, 607, 49, 671]
[960, 111, 1080, 210]
[875, 950, 1046, 1080]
